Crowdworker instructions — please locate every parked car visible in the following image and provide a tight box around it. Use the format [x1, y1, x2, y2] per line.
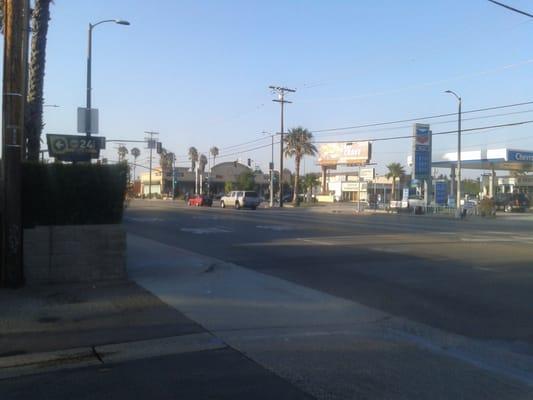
[504, 193, 530, 213]
[493, 193, 511, 211]
[220, 191, 261, 209]
[188, 194, 213, 207]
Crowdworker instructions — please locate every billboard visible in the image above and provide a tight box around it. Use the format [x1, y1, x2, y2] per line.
[412, 124, 432, 181]
[318, 141, 372, 166]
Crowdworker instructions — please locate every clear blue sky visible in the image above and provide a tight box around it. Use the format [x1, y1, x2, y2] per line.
[20, 1, 533, 175]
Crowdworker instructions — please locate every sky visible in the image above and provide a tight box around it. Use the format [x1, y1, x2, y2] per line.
[11, 0, 533, 176]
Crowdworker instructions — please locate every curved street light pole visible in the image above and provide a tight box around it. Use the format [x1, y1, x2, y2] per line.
[86, 19, 130, 136]
[445, 90, 462, 214]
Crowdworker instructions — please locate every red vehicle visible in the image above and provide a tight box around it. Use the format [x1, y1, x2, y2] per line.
[188, 194, 213, 207]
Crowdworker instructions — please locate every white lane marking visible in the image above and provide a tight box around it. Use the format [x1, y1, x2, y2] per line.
[369, 247, 408, 253]
[296, 238, 334, 246]
[125, 217, 165, 223]
[193, 216, 221, 221]
[181, 227, 232, 235]
[256, 225, 292, 231]
[461, 237, 518, 243]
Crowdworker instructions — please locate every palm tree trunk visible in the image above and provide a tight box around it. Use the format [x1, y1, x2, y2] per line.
[25, 0, 51, 161]
[392, 177, 396, 200]
[293, 156, 300, 203]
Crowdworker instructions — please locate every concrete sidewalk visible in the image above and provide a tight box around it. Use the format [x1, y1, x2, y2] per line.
[0, 280, 203, 356]
[0, 279, 312, 399]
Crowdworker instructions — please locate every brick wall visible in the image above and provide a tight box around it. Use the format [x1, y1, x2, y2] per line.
[23, 225, 126, 284]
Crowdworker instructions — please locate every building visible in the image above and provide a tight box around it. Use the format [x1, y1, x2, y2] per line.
[319, 169, 394, 202]
[138, 161, 275, 197]
[139, 167, 163, 197]
[494, 175, 533, 197]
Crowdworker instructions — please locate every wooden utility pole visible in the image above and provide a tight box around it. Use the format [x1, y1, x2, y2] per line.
[269, 86, 295, 208]
[1, 0, 27, 287]
[144, 131, 158, 199]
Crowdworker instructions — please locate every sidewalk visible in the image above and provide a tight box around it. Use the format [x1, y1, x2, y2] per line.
[0, 280, 312, 399]
[0, 280, 203, 356]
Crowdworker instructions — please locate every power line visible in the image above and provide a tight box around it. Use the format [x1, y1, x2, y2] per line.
[310, 100, 533, 134]
[168, 100, 533, 166]
[315, 107, 533, 138]
[488, 0, 533, 18]
[312, 120, 533, 144]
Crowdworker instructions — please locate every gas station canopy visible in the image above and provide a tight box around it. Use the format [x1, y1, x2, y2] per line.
[432, 148, 533, 171]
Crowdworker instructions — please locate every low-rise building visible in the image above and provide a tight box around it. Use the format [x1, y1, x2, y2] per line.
[320, 170, 393, 202]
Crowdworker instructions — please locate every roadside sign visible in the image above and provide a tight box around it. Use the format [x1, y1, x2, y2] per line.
[47, 134, 105, 162]
[77, 107, 99, 134]
[360, 168, 375, 181]
[435, 181, 448, 205]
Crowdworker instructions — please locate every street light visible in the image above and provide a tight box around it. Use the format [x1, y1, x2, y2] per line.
[86, 19, 130, 136]
[445, 90, 462, 215]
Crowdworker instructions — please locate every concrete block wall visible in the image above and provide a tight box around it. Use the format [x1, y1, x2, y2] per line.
[23, 225, 126, 284]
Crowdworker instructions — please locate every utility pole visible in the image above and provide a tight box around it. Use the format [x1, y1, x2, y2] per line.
[172, 154, 176, 199]
[445, 90, 462, 216]
[144, 131, 158, 199]
[2, 0, 27, 287]
[269, 86, 295, 208]
[270, 134, 274, 208]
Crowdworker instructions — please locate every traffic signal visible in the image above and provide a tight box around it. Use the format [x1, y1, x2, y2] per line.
[247, 158, 251, 167]
[156, 142, 162, 154]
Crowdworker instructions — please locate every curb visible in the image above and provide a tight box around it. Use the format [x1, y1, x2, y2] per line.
[0, 332, 227, 380]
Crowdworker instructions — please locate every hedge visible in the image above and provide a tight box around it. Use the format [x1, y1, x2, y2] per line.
[22, 163, 128, 227]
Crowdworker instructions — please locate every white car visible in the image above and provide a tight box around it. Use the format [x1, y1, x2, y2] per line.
[220, 191, 260, 210]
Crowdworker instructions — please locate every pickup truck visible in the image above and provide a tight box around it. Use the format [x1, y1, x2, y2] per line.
[220, 191, 260, 210]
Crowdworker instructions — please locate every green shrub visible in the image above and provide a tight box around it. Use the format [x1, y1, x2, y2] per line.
[22, 163, 128, 227]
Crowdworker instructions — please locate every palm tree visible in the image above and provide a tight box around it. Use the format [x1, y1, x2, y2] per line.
[188, 146, 199, 172]
[385, 162, 405, 200]
[117, 145, 129, 162]
[284, 127, 317, 203]
[210, 146, 219, 167]
[199, 154, 208, 174]
[25, 0, 53, 161]
[160, 149, 175, 195]
[131, 147, 140, 180]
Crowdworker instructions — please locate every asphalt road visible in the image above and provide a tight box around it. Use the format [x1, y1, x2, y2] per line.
[124, 200, 533, 344]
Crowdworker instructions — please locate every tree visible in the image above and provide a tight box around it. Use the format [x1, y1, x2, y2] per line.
[199, 154, 208, 174]
[25, 0, 53, 161]
[385, 162, 405, 201]
[284, 127, 317, 204]
[160, 149, 175, 195]
[188, 146, 198, 171]
[131, 147, 140, 180]
[302, 173, 320, 198]
[117, 145, 128, 162]
[224, 181, 233, 193]
[237, 170, 255, 190]
[510, 167, 530, 177]
[210, 146, 219, 166]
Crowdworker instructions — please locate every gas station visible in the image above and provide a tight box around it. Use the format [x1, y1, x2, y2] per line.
[432, 148, 533, 199]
